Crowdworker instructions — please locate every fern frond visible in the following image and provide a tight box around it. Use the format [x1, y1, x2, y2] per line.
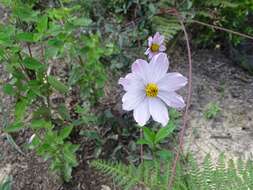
[0, 176, 12, 190]
[91, 159, 141, 190]
[151, 16, 181, 41]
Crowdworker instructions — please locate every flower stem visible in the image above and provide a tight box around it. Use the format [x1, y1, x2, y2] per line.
[140, 127, 143, 164]
[167, 11, 193, 190]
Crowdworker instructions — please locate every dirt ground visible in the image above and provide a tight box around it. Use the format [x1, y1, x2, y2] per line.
[176, 50, 253, 163]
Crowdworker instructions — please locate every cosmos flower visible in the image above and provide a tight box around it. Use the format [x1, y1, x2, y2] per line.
[145, 32, 166, 59]
[118, 53, 187, 127]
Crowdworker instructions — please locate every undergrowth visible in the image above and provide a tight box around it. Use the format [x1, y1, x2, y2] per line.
[91, 154, 253, 190]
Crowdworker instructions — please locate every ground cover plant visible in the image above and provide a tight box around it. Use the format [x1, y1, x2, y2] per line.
[0, 0, 253, 190]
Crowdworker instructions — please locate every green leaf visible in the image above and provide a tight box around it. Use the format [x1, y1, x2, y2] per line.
[157, 150, 173, 161]
[143, 127, 156, 144]
[59, 125, 73, 140]
[72, 17, 92, 26]
[0, 176, 12, 190]
[23, 57, 44, 70]
[37, 15, 48, 33]
[48, 76, 69, 93]
[13, 5, 38, 22]
[30, 119, 51, 130]
[16, 32, 36, 42]
[0, 32, 13, 46]
[3, 84, 14, 95]
[136, 139, 150, 145]
[57, 104, 71, 120]
[4, 122, 23, 133]
[15, 100, 27, 121]
[155, 123, 176, 143]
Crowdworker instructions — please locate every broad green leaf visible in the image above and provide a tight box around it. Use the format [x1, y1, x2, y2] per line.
[0, 32, 13, 46]
[59, 125, 73, 140]
[3, 84, 14, 95]
[37, 15, 48, 33]
[136, 139, 150, 145]
[72, 17, 92, 26]
[23, 57, 44, 70]
[15, 100, 27, 121]
[57, 104, 71, 120]
[155, 122, 176, 143]
[48, 76, 69, 94]
[13, 6, 38, 22]
[4, 122, 23, 133]
[143, 127, 156, 144]
[16, 32, 36, 42]
[30, 119, 51, 129]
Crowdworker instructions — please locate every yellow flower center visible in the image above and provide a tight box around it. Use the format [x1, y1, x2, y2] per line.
[151, 43, 160, 52]
[145, 83, 159, 97]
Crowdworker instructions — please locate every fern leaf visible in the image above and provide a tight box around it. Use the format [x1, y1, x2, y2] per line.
[151, 16, 181, 42]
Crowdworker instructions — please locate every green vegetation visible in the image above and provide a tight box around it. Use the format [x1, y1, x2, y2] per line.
[204, 102, 221, 120]
[92, 154, 253, 190]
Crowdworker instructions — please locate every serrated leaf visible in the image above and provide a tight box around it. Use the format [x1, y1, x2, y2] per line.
[59, 125, 73, 140]
[136, 139, 150, 145]
[16, 32, 36, 42]
[15, 100, 27, 121]
[48, 76, 69, 93]
[143, 127, 156, 144]
[30, 119, 51, 129]
[155, 122, 175, 143]
[4, 122, 23, 133]
[23, 57, 44, 70]
[37, 15, 48, 33]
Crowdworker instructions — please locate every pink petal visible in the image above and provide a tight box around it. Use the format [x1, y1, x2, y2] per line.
[131, 59, 149, 82]
[158, 91, 185, 108]
[159, 45, 166, 52]
[133, 98, 150, 126]
[157, 35, 165, 45]
[148, 51, 156, 60]
[118, 73, 145, 91]
[149, 53, 169, 82]
[157, 72, 187, 92]
[122, 90, 145, 111]
[153, 32, 160, 42]
[148, 37, 153, 47]
[149, 98, 169, 126]
[153, 32, 164, 45]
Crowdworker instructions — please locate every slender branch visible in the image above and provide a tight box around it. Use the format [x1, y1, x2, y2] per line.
[78, 55, 84, 66]
[140, 128, 143, 164]
[17, 52, 30, 81]
[159, 8, 253, 41]
[168, 14, 193, 190]
[189, 19, 253, 40]
[41, 44, 45, 64]
[27, 43, 33, 57]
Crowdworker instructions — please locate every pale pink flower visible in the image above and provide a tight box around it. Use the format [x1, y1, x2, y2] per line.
[145, 32, 166, 59]
[118, 53, 187, 127]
